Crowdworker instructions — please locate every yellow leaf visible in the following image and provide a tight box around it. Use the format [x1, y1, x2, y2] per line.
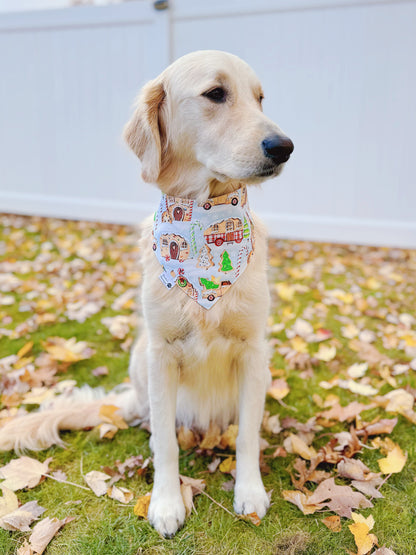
[378, 444, 407, 474]
[287, 434, 317, 460]
[17, 341, 33, 359]
[275, 282, 295, 301]
[282, 490, 319, 515]
[42, 337, 93, 362]
[348, 513, 377, 555]
[244, 512, 261, 526]
[290, 337, 308, 354]
[133, 493, 151, 519]
[365, 277, 381, 290]
[200, 422, 221, 450]
[98, 405, 128, 430]
[220, 425, 238, 450]
[268, 379, 290, 401]
[219, 457, 236, 473]
[177, 426, 198, 450]
[316, 344, 336, 362]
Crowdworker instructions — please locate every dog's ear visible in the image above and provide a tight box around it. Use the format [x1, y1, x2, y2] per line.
[123, 79, 166, 183]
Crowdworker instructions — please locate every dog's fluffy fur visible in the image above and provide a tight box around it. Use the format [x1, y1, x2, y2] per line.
[0, 51, 293, 537]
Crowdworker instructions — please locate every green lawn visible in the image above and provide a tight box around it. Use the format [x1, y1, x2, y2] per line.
[1, 214, 415, 554]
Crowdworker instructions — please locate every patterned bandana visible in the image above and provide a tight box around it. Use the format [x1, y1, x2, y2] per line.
[152, 185, 254, 309]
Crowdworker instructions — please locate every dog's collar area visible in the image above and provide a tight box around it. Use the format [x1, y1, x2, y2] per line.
[152, 185, 254, 309]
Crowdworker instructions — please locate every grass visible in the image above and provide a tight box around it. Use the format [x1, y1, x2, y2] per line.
[1, 214, 416, 554]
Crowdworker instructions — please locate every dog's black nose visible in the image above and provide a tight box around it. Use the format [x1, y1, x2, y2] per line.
[262, 134, 294, 164]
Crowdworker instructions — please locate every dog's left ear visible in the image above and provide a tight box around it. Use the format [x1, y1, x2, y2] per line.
[123, 79, 166, 183]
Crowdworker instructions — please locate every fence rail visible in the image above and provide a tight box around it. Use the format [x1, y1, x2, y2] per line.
[1, 0, 415, 247]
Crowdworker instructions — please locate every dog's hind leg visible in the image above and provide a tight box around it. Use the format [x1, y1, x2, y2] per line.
[127, 332, 150, 423]
[145, 338, 185, 538]
[233, 340, 271, 519]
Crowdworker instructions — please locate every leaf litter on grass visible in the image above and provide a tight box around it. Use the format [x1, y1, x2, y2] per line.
[1, 214, 416, 553]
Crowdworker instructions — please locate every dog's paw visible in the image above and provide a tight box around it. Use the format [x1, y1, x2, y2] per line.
[148, 489, 186, 538]
[233, 482, 270, 518]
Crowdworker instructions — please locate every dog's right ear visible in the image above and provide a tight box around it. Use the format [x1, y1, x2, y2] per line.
[123, 79, 165, 183]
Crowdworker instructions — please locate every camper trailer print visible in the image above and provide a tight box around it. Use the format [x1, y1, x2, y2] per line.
[160, 233, 190, 262]
[199, 190, 240, 211]
[162, 197, 193, 223]
[204, 218, 243, 247]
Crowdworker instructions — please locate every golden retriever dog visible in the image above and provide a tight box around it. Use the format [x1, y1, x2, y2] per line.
[0, 50, 293, 538]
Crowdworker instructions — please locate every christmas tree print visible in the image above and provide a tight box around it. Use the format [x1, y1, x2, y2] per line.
[219, 250, 233, 272]
[243, 217, 250, 239]
[200, 277, 219, 290]
[197, 244, 214, 269]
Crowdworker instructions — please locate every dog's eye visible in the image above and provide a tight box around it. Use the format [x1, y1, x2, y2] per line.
[259, 94, 264, 104]
[202, 87, 227, 103]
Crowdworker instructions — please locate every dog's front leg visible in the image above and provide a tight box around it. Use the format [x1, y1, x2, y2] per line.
[147, 342, 185, 537]
[234, 342, 270, 518]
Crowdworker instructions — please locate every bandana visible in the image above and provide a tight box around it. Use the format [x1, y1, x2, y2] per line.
[152, 185, 254, 309]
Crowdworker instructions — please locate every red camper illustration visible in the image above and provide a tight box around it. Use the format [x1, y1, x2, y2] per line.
[204, 218, 243, 247]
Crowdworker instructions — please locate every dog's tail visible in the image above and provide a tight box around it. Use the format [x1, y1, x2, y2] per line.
[0, 384, 143, 454]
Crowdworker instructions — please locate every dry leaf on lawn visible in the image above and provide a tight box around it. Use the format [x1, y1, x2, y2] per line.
[268, 378, 290, 401]
[378, 444, 407, 474]
[84, 470, 112, 497]
[348, 512, 377, 555]
[306, 478, 373, 518]
[282, 490, 320, 515]
[133, 492, 151, 519]
[315, 344, 337, 362]
[177, 426, 198, 450]
[199, 422, 221, 450]
[18, 516, 74, 554]
[322, 515, 342, 532]
[42, 337, 94, 362]
[220, 424, 239, 450]
[99, 405, 128, 430]
[0, 456, 52, 491]
[219, 457, 236, 474]
[0, 492, 45, 532]
[284, 434, 317, 460]
[107, 485, 134, 504]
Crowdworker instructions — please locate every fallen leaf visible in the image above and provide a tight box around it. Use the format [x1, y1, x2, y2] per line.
[315, 344, 337, 362]
[99, 405, 128, 430]
[378, 444, 407, 474]
[177, 426, 198, 450]
[133, 492, 151, 519]
[322, 515, 342, 532]
[219, 457, 236, 474]
[268, 378, 290, 401]
[84, 470, 112, 497]
[282, 490, 320, 515]
[220, 424, 239, 450]
[284, 434, 317, 460]
[199, 422, 221, 450]
[0, 492, 45, 532]
[306, 478, 373, 518]
[19, 516, 74, 554]
[348, 512, 377, 555]
[107, 485, 134, 504]
[0, 457, 52, 491]
[42, 337, 94, 362]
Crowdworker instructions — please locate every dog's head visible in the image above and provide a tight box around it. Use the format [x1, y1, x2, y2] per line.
[124, 50, 293, 196]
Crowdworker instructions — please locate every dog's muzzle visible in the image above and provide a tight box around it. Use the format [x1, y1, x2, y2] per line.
[262, 134, 294, 165]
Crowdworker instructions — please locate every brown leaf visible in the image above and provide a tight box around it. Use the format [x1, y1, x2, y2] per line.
[219, 424, 238, 450]
[199, 422, 221, 450]
[306, 478, 373, 518]
[99, 405, 128, 430]
[282, 490, 320, 515]
[322, 515, 342, 532]
[19, 516, 74, 554]
[177, 426, 198, 450]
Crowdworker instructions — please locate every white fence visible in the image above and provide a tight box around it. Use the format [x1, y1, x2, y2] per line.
[1, 0, 415, 247]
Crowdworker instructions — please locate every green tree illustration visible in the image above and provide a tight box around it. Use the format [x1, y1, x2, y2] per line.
[219, 251, 233, 272]
[200, 277, 219, 290]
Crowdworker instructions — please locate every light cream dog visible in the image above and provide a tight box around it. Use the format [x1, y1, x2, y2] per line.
[0, 50, 293, 538]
